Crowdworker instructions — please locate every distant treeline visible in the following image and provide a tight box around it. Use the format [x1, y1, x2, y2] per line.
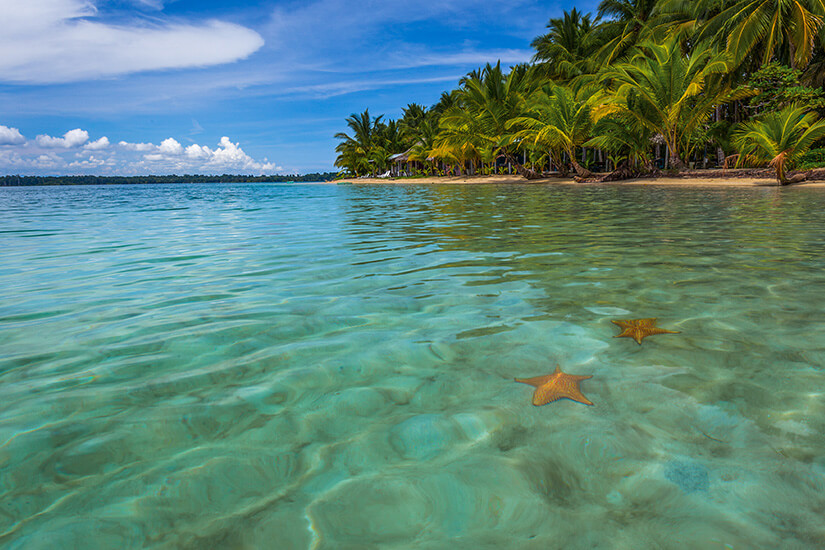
[0, 173, 338, 186]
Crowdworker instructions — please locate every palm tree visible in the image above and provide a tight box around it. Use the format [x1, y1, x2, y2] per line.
[532, 8, 599, 78]
[334, 142, 369, 176]
[398, 104, 429, 144]
[431, 90, 459, 117]
[593, 0, 660, 65]
[377, 119, 403, 155]
[665, 0, 825, 69]
[407, 117, 440, 174]
[586, 113, 653, 171]
[733, 103, 825, 183]
[334, 109, 383, 176]
[596, 36, 748, 169]
[509, 84, 596, 177]
[436, 62, 538, 172]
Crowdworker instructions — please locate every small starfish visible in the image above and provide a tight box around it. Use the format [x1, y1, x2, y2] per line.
[612, 318, 679, 345]
[515, 365, 594, 406]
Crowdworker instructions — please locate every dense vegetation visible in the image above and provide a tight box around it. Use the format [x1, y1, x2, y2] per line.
[334, 0, 825, 184]
[0, 173, 338, 186]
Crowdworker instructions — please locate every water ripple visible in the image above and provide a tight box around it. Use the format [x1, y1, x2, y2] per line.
[1, 183, 825, 548]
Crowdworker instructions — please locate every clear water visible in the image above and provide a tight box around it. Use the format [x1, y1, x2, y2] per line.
[1, 183, 824, 549]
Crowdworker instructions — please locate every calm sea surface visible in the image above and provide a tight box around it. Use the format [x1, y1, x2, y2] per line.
[1, 183, 825, 549]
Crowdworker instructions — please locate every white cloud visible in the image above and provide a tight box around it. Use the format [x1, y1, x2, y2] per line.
[0, 149, 26, 166]
[119, 141, 155, 151]
[0, 126, 281, 175]
[208, 136, 276, 171]
[36, 128, 89, 148]
[0, 0, 264, 83]
[84, 136, 110, 150]
[69, 154, 107, 168]
[141, 135, 275, 172]
[158, 137, 183, 155]
[185, 144, 210, 159]
[33, 153, 62, 168]
[0, 125, 26, 145]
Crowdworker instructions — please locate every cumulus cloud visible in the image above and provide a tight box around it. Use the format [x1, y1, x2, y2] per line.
[0, 125, 26, 145]
[137, 135, 276, 172]
[119, 141, 154, 152]
[0, 0, 264, 83]
[36, 128, 89, 148]
[32, 153, 62, 169]
[69, 154, 108, 168]
[1, 124, 281, 175]
[185, 144, 210, 159]
[209, 136, 276, 171]
[158, 138, 183, 155]
[84, 136, 110, 150]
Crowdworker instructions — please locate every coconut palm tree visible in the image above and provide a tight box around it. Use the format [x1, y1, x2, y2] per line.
[334, 109, 383, 175]
[431, 90, 459, 117]
[407, 117, 440, 174]
[377, 120, 403, 155]
[532, 8, 599, 79]
[508, 84, 596, 177]
[586, 113, 653, 171]
[733, 103, 825, 183]
[334, 142, 369, 176]
[596, 36, 749, 169]
[665, 0, 825, 69]
[436, 62, 538, 172]
[398, 104, 430, 144]
[593, 0, 661, 65]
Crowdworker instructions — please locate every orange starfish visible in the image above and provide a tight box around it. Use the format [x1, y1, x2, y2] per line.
[612, 318, 680, 345]
[515, 365, 594, 406]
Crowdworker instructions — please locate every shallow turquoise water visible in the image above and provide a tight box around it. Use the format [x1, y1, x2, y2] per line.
[1, 183, 825, 549]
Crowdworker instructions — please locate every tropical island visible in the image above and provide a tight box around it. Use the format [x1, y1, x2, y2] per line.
[334, 1, 825, 186]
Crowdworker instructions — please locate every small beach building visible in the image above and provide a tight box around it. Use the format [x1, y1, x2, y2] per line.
[389, 150, 411, 177]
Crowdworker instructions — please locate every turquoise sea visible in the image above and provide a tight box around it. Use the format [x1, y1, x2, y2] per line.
[1, 182, 825, 549]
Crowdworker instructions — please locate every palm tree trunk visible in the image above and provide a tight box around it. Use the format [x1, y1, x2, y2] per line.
[571, 160, 593, 177]
[774, 157, 788, 185]
[569, 147, 593, 178]
[667, 137, 686, 170]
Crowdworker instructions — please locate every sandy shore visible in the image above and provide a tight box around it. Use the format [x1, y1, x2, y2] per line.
[333, 173, 825, 188]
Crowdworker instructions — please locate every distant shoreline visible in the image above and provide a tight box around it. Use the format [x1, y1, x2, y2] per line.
[0, 174, 338, 186]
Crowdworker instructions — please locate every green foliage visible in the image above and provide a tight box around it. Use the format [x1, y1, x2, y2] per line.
[800, 147, 825, 169]
[596, 36, 747, 168]
[531, 8, 598, 78]
[434, 62, 537, 172]
[509, 84, 596, 176]
[674, 0, 825, 69]
[586, 114, 652, 169]
[733, 104, 825, 183]
[747, 63, 825, 114]
[333, 0, 825, 179]
[592, 0, 660, 65]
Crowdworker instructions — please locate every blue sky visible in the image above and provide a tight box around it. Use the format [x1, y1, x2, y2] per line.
[0, 0, 598, 175]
